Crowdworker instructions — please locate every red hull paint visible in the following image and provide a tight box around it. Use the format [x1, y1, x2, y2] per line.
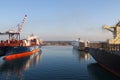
[4, 48, 40, 61]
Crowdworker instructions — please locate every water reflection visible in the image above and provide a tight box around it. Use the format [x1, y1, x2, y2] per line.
[0, 51, 42, 80]
[87, 63, 120, 80]
[72, 49, 90, 61]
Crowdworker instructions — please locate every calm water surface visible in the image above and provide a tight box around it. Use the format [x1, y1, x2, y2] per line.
[0, 46, 119, 80]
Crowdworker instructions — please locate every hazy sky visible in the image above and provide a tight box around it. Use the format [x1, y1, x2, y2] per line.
[0, 0, 120, 41]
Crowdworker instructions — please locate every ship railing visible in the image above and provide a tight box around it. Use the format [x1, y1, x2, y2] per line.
[89, 42, 102, 49]
[0, 40, 23, 47]
[101, 43, 120, 52]
[90, 42, 120, 52]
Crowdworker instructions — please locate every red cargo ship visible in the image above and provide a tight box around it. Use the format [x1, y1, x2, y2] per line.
[0, 15, 42, 61]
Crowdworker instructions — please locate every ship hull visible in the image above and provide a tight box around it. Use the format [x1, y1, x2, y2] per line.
[73, 46, 80, 50]
[89, 48, 120, 77]
[73, 46, 89, 51]
[0, 45, 41, 61]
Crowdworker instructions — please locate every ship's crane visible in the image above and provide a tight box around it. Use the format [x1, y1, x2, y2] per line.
[5, 15, 27, 40]
[103, 26, 115, 32]
[6, 15, 27, 34]
[103, 21, 120, 38]
[17, 15, 27, 33]
[103, 21, 120, 44]
[103, 25, 116, 38]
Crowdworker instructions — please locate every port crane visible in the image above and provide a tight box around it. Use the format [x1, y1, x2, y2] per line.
[6, 15, 27, 34]
[17, 15, 27, 33]
[2, 15, 27, 40]
[103, 21, 120, 44]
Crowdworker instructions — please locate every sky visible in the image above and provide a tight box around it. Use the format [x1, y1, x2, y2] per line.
[0, 0, 120, 41]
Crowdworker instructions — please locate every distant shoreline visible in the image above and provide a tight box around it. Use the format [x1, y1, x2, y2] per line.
[43, 41, 104, 48]
[43, 41, 71, 46]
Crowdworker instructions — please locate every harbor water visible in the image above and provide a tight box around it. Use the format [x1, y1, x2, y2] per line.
[0, 46, 119, 80]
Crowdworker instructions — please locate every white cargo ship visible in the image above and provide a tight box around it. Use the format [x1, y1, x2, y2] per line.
[71, 38, 90, 51]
